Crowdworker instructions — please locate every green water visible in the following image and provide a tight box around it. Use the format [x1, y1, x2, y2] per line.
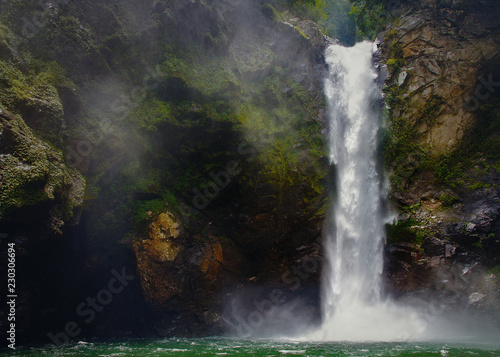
[2, 338, 500, 356]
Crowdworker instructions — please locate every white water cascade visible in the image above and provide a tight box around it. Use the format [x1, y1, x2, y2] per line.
[309, 41, 422, 341]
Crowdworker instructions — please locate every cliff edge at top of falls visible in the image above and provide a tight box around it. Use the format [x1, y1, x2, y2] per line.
[380, 0, 500, 325]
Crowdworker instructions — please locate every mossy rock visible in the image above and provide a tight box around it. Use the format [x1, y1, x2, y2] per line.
[0, 58, 72, 146]
[0, 110, 84, 222]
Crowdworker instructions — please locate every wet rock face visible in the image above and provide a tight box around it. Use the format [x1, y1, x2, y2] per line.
[133, 210, 250, 335]
[0, 109, 84, 228]
[0, 109, 85, 344]
[386, 242, 500, 320]
[134, 213, 184, 307]
[383, 0, 500, 324]
[127, 0, 328, 335]
[383, 0, 500, 154]
[0, 0, 328, 340]
[385, 172, 500, 321]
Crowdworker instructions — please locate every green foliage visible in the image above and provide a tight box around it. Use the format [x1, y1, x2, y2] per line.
[434, 154, 464, 187]
[490, 266, 500, 276]
[386, 58, 403, 74]
[472, 239, 483, 249]
[132, 96, 175, 131]
[319, 0, 356, 45]
[132, 191, 179, 228]
[159, 43, 239, 97]
[433, 98, 500, 188]
[386, 218, 426, 246]
[286, 0, 327, 21]
[439, 193, 459, 207]
[349, 0, 392, 41]
[467, 181, 491, 191]
[382, 87, 426, 171]
[269, 0, 356, 44]
[384, 31, 405, 74]
[276, 0, 392, 45]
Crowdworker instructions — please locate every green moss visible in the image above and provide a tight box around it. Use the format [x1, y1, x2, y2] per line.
[386, 219, 424, 245]
[349, 0, 392, 41]
[467, 181, 491, 191]
[439, 193, 459, 207]
[284, 0, 327, 22]
[131, 96, 175, 131]
[0, 58, 71, 146]
[386, 58, 403, 74]
[432, 98, 500, 188]
[261, 3, 280, 21]
[420, 98, 443, 126]
[434, 154, 465, 187]
[132, 193, 179, 228]
[159, 43, 240, 97]
[383, 32, 405, 75]
[1, 0, 329, 246]
[0, 113, 84, 219]
[490, 266, 500, 276]
[293, 25, 309, 39]
[382, 101, 427, 177]
[231, 42, 274, 75]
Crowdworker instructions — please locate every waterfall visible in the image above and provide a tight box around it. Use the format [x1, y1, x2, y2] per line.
[310, 41, 422, 341]
[324, 41, 385, 310]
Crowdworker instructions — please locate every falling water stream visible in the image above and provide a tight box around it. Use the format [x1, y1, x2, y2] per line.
[309, 41, 422, 341]
[303, 41, 500, 344]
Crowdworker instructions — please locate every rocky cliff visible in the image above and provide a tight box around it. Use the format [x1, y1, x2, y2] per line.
[129, 0, 330, 336]
[380, 0, 500, 324]
[1, 0, 500, 345]
[0, 0, 329, 342]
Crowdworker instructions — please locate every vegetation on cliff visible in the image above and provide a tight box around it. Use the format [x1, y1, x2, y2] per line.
[1, 0, 499, 342]
[380, 0, 500, 318]
[0, 0, 331, 339]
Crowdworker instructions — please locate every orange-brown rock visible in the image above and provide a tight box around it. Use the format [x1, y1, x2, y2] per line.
[133, 212, 183, 307]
